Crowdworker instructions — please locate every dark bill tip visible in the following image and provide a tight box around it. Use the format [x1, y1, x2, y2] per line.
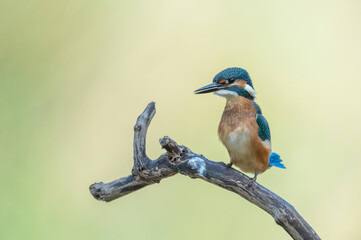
[194, 82, 223, 94]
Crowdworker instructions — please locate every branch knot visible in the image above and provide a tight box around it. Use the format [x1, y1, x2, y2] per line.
[90, 102, 321, 240]
[134, 124, 141, 131]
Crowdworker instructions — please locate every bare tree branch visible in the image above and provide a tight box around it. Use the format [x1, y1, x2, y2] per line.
[89, 102, 321, 240]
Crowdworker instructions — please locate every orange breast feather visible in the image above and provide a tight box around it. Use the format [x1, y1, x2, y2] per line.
[218, 97, 270, 173]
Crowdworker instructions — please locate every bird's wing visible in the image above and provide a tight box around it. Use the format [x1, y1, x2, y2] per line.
[256, 114, 271, 142]
[253, 102, 262, 114]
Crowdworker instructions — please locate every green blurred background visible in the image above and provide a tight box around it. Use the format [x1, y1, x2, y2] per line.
[1, 0, 361, 239]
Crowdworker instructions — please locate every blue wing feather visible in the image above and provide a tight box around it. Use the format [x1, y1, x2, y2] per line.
[256, 114, 286, 169]
[253, 102, 262, 115]
[256, 114, 271, 141]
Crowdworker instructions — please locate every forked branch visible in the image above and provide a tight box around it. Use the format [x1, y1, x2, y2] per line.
[89, 102, 321, 240]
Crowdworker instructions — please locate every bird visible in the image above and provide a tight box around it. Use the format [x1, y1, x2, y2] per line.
[194, 67, 285, 184]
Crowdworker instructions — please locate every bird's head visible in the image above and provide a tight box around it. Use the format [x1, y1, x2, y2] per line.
[194, 67, 256, 100]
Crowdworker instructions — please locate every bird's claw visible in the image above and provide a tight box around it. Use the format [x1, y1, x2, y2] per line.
[247, 172, 258, 188]
[226, 163, 233, 168]
[247, 178, 256, 188]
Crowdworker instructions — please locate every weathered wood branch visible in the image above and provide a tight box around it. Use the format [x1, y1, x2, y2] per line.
[89, 102, 321, 240]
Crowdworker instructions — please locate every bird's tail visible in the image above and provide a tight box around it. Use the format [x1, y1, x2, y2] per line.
[268, 152, 286, 169]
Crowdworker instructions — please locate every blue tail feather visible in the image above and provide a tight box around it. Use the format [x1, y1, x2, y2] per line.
[268, 152, 286, 169]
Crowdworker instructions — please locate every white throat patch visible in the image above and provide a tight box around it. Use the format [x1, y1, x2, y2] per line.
[214, 89, 238, 98]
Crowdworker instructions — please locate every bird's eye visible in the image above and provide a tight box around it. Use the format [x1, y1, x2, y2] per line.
[229, 77, 236, 83]
[218, 79, 229, 84]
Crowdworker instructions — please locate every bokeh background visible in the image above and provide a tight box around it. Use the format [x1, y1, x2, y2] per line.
[1, 0, 361, 239]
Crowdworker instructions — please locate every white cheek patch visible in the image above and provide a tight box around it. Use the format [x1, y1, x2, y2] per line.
[244, 84, 257, 98]
[214, 89, 238, 98]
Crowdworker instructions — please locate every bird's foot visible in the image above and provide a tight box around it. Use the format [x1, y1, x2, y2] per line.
[247, 173, 258, 188]
[226, 163, 233, 168]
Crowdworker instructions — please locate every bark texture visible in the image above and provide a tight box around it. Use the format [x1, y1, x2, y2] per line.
[89, 102, 321, 240]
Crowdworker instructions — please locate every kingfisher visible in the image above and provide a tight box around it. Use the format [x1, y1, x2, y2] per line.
[194, 67, 285, 183]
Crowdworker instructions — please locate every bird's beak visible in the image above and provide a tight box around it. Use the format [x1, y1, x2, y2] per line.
[194, 82, 225, 94]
